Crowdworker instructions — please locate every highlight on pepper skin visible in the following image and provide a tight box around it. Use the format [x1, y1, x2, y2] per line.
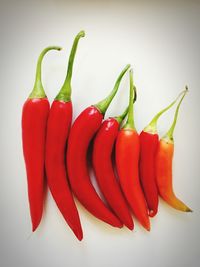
[22, 32, 193, 238]
[92, 109, 134, 230]
[22, 46, 62, 232]
[139, 90, 188, 217]
[45, 31, 85, 241]
[115, 70, 150, 231]
[156, 87, 192, 213]
[66, 64, 130, 229]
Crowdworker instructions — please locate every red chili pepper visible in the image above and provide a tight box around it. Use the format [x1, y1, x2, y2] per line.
[22, 46, 61, 231]
[92, 106, 136, 230]
[156, 87, 192, 212]
[116, 70, 150, 231]
[139, 91, 186, 217]
[66, 64, 130, 228]
[45, 31, 84, 240]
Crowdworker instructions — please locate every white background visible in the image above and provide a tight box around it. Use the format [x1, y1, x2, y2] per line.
[0, 0, 200, 267]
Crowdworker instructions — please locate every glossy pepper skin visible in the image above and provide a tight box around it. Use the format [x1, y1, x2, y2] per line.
[139, 92, 184, 217]
[156, 88, 192, 212]
[139, 132, 158, 217]
[93, 111, 134, 230]
[116, 70, 150, 231]
[67, 65, 130, 228]
[22, 46, 61, 231]
[45, 32, 84, 240]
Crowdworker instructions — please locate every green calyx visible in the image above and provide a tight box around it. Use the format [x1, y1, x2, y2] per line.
[123, 69, 136, 130]
[29, 46, 62, 99]
[55, 30, 85, 102]
[144, 89, 188, 134]
[162, 86, 188, 143]
[94, 64, 131, 115]
[115, 86, 137, 124]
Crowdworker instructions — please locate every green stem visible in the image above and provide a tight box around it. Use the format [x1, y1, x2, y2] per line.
[144, 89, 187, 134]
[95, 64, 130, 114]
[29, 46, 62, 99]
[163, 86, 188, 143]
[115, 106, 128, 124]
[123, 69, 136, 130]
[115, 86, 137, 124]
[55, 31, 85, 102]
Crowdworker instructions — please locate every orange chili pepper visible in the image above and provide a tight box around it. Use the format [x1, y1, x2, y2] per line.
[156, 87, 192, 212]
[116, 70, 150, 231]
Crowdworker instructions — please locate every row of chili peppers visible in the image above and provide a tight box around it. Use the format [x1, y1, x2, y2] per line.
[22, 31, 192, 241]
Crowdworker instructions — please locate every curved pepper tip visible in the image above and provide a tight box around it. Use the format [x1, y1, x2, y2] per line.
[125, 222, 134, 231]
[122, 216, 134, 231]
[74, 225, 83, 240]
[31, 216, 42, 232]
[74, 228, 83, 241]
[186, 207, 193, 212]
[32, 223, 39, 232]
[111, 217, 123, 228]
[146, 225, 151, 232]
[143, 220, 151, 232]
[148, 209, 158, 218]
[76, 233, 83, 241]
[115, 221, 124, 228]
